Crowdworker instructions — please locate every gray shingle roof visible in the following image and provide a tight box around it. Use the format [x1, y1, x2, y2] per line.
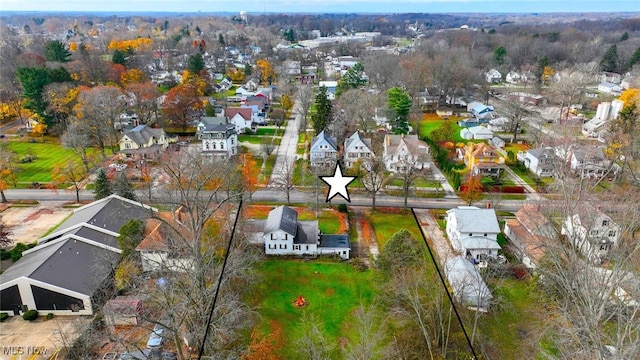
[124, 125, 165, 147]
[448, 206, 500, 234]
[1, 239, 120, 296]
[51, 195, 153, 238]
[295, 221, 318, 245]
[311, 130, 337, 150]
[264, 206, 298, 236]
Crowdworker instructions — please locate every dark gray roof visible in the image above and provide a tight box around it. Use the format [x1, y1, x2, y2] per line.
[1, 239, 120, 296]
[264, 206, 298, 236]
[51, 195, 152, 238]
[319, 234, 350, 249]
[200, 116, 226, 126]
[71, 226, 118, 248]
[528, 148, 555, 160]
[294, 221, 318, 245]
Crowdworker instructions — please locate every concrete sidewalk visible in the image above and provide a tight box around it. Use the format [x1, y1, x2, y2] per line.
[413, 209, 456, 267]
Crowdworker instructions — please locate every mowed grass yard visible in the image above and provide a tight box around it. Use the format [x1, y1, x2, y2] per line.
[251, 260, 376, 359]
[5, 141, 90, 184]
[366, 207, 423, 249]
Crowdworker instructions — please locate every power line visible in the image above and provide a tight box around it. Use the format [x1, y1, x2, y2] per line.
[198, 198, 243, 359]
[411, 209, 479, 360]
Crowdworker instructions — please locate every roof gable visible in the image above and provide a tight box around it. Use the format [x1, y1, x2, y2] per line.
[264, 206, 298, 236]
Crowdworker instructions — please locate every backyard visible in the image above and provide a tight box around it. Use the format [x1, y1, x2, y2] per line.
[250, 260, 376, 359]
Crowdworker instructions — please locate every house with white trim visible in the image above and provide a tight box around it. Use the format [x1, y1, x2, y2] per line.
[382, 134, 430, 173]
[343, 131, 374, 168]
[561, 203, 622, 262]
[118, 125, 170, 160]
[310, 130, 338, 167]
[446, 206, 502, 261]
[262, 206, 350, 259]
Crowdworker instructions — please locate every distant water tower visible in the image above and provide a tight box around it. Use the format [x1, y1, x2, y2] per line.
[240, 11, 247, 23]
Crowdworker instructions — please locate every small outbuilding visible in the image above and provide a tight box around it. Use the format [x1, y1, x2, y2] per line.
[103, 296, 143, 326]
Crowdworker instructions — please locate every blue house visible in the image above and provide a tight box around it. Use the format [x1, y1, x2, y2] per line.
[310, 130, 338, 167]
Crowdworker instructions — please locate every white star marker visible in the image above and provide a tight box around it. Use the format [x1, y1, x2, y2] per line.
[320, 163, 356, 202]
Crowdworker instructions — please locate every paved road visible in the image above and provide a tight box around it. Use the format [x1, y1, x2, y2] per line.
[269, 110, 300, 185]
[2, 188, 529, 212]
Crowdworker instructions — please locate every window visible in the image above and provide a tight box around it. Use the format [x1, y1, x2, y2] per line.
[306, 245, 309, 251]
[205, 142, 210, 150]
[469, 233, 473, 237]
[271, 233, 276, 240]
[231, 138, 234, 145]
[608, 230, 617, 237]
[484, 233, 487, 237]
[283, 233, 288, 240]
[589, 229, 600, 236]
[294, 245, 301, 250]
[280, 244, 287, 249]
[212, 142, 217, 150]
[600, 243, 610, 251]
[220, 141, 224, 149]
[125, 142, 131, 149]
[602, 220, 609, 226]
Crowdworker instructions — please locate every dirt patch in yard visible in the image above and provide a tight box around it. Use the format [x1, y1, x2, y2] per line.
[1, 201, 73, 247]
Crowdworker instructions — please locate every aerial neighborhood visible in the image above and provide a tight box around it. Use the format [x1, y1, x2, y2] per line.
[0, 8, 639, 360]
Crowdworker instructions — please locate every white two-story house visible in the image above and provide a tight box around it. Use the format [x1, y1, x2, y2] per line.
[343, 131, 374, 168]
[517, 147, 556, 177]
[561, 203, 621, 262]
[446, 206, 502, 261]
[263, 206, 319, 256]
[197, 117, 237, 157]
[383, 134, 430, 173]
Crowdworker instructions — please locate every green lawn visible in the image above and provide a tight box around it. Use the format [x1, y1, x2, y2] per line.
[5, 141, 92, 184]
[480, 278, 549, 359]
[260, 155, 276, 184]
[254, 127, 283, 137]
[418, 118, 466, 143]
[367, 208, 422, 249]
[251, 260, 376, 359]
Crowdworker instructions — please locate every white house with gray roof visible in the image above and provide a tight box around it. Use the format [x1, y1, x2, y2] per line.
[383, 134, 430, 173]
[343, 131, 374, 168]
[262, 206, 350, 259]
[446, 206, 501, 261]
[0, 195, 155, 317]
[197, 116, 238, 157]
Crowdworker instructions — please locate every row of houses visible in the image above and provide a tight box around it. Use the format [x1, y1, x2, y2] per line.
[310, 130, 431, 172]
[443, 200, 625, 309]
[517, 144, 616, 180]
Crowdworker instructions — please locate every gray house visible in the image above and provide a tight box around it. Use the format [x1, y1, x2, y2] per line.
[445, 256, 493, 310]
[310, 130, 338, 167]
[517, 147, 556, 177]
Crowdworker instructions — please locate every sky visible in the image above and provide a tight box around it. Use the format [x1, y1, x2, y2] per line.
[0, 0, 639, 14]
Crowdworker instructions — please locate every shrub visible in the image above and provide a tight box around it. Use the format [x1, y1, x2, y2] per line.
[0, 249, 10, 260]
[22, 309, 38, 321]
[46, 313, 54, 320]
[337, 203, 348, 213]
[0, 313, 8, 322]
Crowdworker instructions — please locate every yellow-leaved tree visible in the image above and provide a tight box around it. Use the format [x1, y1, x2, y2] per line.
[255, 59, 276, 85]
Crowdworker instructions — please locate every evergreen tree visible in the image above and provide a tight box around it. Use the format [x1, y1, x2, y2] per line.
[114, 171, 136, 201]
[218, 34, 225, 46]
[629, 47, 640, 70]
[187, 53, 205, 74]
[536, 56, 549, 86]
[600, 44, 619, 72]
[44, 40, 72, 62]
[94, 168, 113, 200]
[387, 86, 411, 134]
[112, 49, 127, 67]
[311, 86, 333, 134]
[620, 32, 629, 42]
[493, 46, 507, 66]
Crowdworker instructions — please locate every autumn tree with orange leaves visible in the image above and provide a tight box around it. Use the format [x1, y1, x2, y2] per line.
[51, 160, 88, 203]
[459, 174, 484, 206]
[239, 153, 260, 200]
[162, 85, 203, 131]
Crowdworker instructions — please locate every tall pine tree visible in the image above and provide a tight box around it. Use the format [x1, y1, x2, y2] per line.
[311, 86, 332, 134]
[114, 171, 136, 201]
[629, 47, 640, 71]
[94, 168, 113, 200]
[600, 44, 619, 72]
[387, 87, 411, 134]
